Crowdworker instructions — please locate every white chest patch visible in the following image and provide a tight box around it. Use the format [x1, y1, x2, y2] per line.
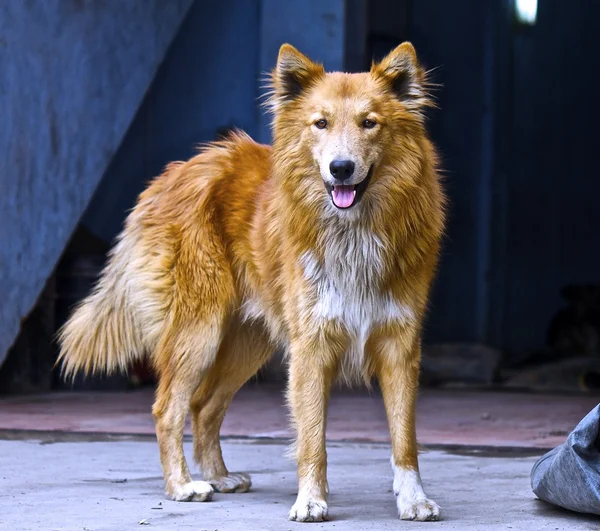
[300, 228, 415, 381]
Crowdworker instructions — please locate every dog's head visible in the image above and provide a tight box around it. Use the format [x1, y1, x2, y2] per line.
[268, 43, 433, 214]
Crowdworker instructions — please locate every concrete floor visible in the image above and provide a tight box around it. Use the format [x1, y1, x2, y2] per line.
[1, 435, 599, 531]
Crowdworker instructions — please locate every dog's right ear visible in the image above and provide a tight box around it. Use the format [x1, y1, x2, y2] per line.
[269, 44, 325, 110]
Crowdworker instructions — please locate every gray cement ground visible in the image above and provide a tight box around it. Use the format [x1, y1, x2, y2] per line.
[1, 436, 598, 531]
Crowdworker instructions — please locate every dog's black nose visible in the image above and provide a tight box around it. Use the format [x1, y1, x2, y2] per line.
[329, 160, 355, 181]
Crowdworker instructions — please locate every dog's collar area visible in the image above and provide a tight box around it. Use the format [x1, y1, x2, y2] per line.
[324, 165, 374, 209]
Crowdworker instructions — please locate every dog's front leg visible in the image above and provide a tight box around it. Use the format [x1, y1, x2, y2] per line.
[287, 334, 339, 522]
[375, 335, 440, 521]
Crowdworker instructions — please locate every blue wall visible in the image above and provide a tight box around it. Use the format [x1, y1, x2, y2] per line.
[0, 0, 192, 364]
[83, 0, 262, 242]
[6, 0, 598, 364]
[408, 1, 492, 344]
[408, 1, 600, 357]
[501, 1, 600, 355]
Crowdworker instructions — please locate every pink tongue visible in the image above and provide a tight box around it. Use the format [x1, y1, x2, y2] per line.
[332, 185, 356, 208]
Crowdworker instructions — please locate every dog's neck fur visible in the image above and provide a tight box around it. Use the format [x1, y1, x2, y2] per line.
[272, 163, 402, 282]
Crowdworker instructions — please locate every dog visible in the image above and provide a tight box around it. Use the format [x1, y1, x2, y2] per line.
[58, 42, 445, 522]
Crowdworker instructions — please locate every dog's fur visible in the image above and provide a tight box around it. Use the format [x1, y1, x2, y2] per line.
[58, 43, 445, 522]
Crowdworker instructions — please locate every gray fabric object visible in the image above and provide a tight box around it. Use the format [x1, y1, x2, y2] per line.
[531, 404, 600, 515]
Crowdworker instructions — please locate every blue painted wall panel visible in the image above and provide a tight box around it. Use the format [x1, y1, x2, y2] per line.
[0, 0, 192, 363]
[408, 1, 488, 343]
[83, 0, 262, 243]
[502, 1, 600, 355]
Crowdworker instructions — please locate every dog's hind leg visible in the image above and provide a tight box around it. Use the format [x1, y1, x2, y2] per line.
[190, 321, 273, 493]
[152, 313, 227, 502]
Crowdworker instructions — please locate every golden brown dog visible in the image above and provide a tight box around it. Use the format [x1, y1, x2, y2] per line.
[59, 42, 445, 522]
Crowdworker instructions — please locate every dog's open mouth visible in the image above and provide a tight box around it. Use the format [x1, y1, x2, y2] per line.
[325, 165, 374, 209]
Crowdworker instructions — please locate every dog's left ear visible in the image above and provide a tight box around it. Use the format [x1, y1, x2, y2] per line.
[269, 44, 325, 109]
[371, 42, 430, 112]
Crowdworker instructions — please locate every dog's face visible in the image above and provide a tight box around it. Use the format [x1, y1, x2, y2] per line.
[306, 78, 382, 209]
[269, 43, 431, 213]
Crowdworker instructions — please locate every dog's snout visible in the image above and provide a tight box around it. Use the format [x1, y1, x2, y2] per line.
[329, 160, 355, 181]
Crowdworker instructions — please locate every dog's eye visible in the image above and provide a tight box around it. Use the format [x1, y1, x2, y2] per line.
[362, 119, 377, 129]
[314, 119, 328, 129]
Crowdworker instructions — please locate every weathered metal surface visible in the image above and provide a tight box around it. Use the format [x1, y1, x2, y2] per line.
[0, 0, 192, 365]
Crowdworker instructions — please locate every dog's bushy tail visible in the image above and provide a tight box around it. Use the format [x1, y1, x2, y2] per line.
[57, 236, 146, 381]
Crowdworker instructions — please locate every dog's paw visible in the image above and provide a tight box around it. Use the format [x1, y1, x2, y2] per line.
[393, 464, 440, 521]
[207, 472, 252, 493]
[289, 495, 329, 522]
[169, 480, 214, 502]
[397, 497, 440, 521]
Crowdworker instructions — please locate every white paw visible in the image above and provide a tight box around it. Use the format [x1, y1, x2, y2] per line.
[393, 464, 440, 521]
[207, 472, 252, 493]
[169, 480, 214, 502]
[289, 495, 329, 522]
[397, 497, 440, 521]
